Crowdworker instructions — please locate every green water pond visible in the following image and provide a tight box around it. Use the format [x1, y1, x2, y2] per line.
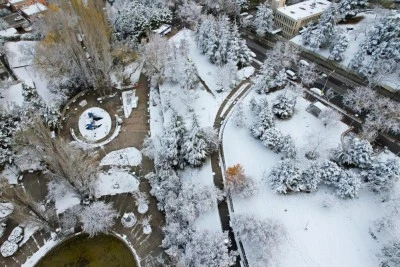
[35, 234, 137, 267]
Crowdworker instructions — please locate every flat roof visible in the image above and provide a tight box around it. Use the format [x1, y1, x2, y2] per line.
[21, 3, 47, 16]
[8, 0, 25, 4]
[277, 0, 331, 20]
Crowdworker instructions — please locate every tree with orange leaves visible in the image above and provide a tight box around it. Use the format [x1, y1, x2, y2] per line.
[225, 164, 256, 197]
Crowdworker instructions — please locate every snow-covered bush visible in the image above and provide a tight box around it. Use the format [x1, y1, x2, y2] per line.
[300, 162, 322, 192]
[250, 105, 275, 139]
[141, 216, 152, 235]
[225, 164, 257, 198]
[8, 226, 23, 243]
[175, 230, 236, 267]
[272, 92, 297, 119]
[334, 136, 373, 168]
[270, 159, 302, 194]
[381, 240, 400, 267]
[121, 212, 137, 228]
[260, 128, 284, 152]
[79, 202, 117, 237]
[365, 158, 400, 193]
[134, 191, 149, 214]
[232, 214, 285, 266]
[335, 170, 361, 199]
[0, 241, 18, 257]
[319, 160, 342, 185]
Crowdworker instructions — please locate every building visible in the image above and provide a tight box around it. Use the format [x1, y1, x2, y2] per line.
[274, 0, 331, 38]
[7, 0, 47, 12]
[21, 2, 47, 18]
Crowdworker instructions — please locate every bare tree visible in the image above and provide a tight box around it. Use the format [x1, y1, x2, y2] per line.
[35, 0, 113, 95]
[0, 180, 56, 230]
[16, 116, 99, 199]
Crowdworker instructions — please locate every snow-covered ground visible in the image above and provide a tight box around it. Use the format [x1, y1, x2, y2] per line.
[148, 29, 254, 233]
[95, 168, 139, 197]
[4, 41, 57, 103]
[223, 88, 393, 267]
[0, 83, 24, 108]
[291, 11, 399, 89]
[100, 147, 142, 167]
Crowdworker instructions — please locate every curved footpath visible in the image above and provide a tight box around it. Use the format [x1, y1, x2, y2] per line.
[211, 78, 253, 267]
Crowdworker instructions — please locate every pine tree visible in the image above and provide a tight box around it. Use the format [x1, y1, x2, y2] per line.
[250, 105, 275, 139]
[301, 22, 314, 46]
[180, 58, 199, 91]
[335, 170, 361, 199]
[281, 135, 297, 159]
[336, 0, 366, 21]
[182, 114, 209, 167]
[334, 136, 373, 168]
[269, 159, 302, 194]
[365, 158, 400, 193]
[253, 2, 274, 37]
[233, 101, 245, 127]
[260, 128, 284, 153]
[0, 109, 22, 167]
[311, 4, 337, 48]
[319, 160, 342, 185]
[300, 162, 322, 192]
[272, 92, 297, 119]
[329, 32, 349, 61]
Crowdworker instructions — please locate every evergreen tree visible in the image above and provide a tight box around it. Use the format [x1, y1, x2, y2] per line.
[272, 92, 297, 119]
[269, 159, 302, 194]
[335, 170, 361, 199]
[180, 58, 199, 90]
[0, 109, 22, 167]
[301, 22, 314, 46]
[336, 0, 366, 21]
[319, 160, 342, 185]
[365, 158, 400, 193]
[182, 115, 209, 167]
[311, 4, 337, 48]
[281, 135, 297, 159]
[300, 162, 322, 192]
[334, 136, 373, 168]
[329, 32, 349, 61]
[250, 104, 275, 139]
[233, 101, 245, 127]
[253, 2, 274, 37]
[260, 128, 284, 153]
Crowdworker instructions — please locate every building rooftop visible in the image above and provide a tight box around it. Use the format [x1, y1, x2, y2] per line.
[8, 0, 26, 4]
[277, 0, 331, 20]
[21, 3, 47, 16]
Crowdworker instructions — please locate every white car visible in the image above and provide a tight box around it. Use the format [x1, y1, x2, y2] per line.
[310, 87, 324, 96]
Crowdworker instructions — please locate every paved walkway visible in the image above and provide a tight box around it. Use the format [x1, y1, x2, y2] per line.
[211, 78, 253, 267]
[1, 74, 168, 266]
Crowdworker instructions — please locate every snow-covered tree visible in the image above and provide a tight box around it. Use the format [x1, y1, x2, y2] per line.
[319, 160, 342, 185]
[225, 164, 257, 197]
[139, 34, 171, 86]
[22, 84, 60, 129]
[334, 136, 373, 168]
[215, 61, 237, 92]
[0, 108, 22, 167]
[253, 2, 274, 37]
[141, 135, 157, 160]
[250, 104, 275, 139]
[182, 115, 209, 167]
[301, 22, 314, 46]
[300, 162, 322, 192]
[329, 32, 349, 61]
[177, 0, 202, 28]
[134, 191, 149, 214]
[260, 128, 285, 153]
[297, 62, 318, 87]
[0, 18, 8, 31]
[335, 170, 361, 198]
[336, 0, 366, 21]
[252, 63, 275, 94]
[310, 4, 337, 48]
[365, 158, 400, 193]
[281, 135, 297, 159]
[318, 108, 343, 128]
[272, 91, 297, 119]
[232, 214, 285, 266]
[233, 101, 245, 127]
[269, 159, 302, 194]
[175, 230, 236, 267]
[79, 202, 118, 237]
[180, 58, 199, 91]
[111, 0, 172, 41]
[381, 240, 400, 267]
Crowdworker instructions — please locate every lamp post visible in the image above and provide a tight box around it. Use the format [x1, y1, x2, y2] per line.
[322, 69, 335, 93]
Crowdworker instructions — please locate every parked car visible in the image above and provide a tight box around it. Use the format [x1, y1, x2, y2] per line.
[299, 59, 310, 67]
[310, 87, 324, 96]
[286, 69, 298, 81]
